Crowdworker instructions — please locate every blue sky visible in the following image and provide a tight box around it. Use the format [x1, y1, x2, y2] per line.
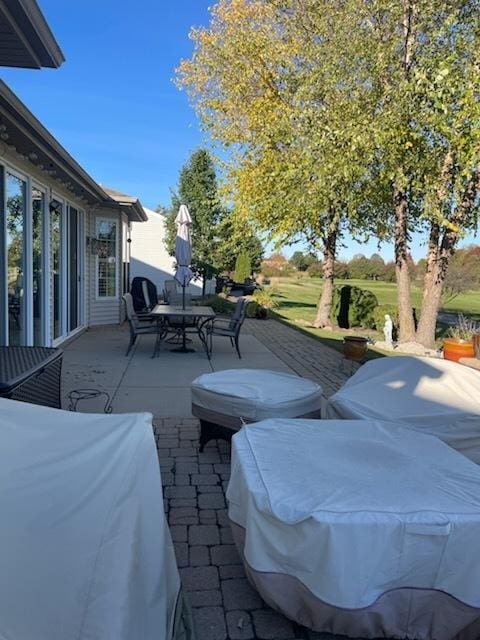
[2, 0, 478, 261]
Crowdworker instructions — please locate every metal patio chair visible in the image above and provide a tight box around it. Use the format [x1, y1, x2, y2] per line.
[200, 297, 250, 359]
[122, 293, 163, 356]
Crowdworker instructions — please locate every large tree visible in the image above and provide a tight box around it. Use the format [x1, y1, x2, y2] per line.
[176, 0, 387, 328]
[177, 0, 479, 343]
[348, 0, 480, 344]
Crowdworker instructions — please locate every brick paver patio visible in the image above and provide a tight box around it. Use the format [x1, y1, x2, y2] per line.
[63, 318, 360, 639]
[153, 321, 358, 640]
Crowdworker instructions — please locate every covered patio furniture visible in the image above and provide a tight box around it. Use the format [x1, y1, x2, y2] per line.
[0, 346, 62, 408]
[191, 369, 322, 451]
[227, 418, 480, 639]
[122, 293, 164, 356]
[325, 355, 480, 464]
[130, 276, 158, 316]
[0, 397, 193, 640]
[199, 296, 249, 359]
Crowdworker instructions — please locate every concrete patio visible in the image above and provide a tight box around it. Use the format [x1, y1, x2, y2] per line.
[62, 319, 357, 640]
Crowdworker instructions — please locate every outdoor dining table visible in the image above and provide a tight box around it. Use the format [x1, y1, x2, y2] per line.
[150, 304, 215, 356]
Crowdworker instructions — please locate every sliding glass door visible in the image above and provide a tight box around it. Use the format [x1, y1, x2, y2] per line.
[1, 167, 85, 346]
[32, 186, 46, 345]
[6, 172, 26, 346]
[50, 198, 63, 341]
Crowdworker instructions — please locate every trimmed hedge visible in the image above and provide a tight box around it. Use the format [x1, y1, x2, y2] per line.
[330, 285, 378, 328]
[195, 296, 236, 315]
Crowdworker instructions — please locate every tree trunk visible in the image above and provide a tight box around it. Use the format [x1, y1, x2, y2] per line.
[391, 2, 417, 343]
[393, 186, 416, 341]
[313, 224, 337, 328]
[202, 270, 207, 297]
[415, 223, 441, 348]
[416, 161, 479, 347]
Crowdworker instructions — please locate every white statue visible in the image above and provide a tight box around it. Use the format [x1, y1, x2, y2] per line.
[384, 314, 393, 347]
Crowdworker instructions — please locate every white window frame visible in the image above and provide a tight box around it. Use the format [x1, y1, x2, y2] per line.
[95, 216, 118, 300]
[50, 192, 65, 346]
[31, 180, 49, 346]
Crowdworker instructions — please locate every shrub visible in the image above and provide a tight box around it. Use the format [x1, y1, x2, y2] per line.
[246, 301, 261, 318]
[330, 285, 378, 328]
[372, 304, 399, 335]
[198, 295, 236, 315]
[252, 288, 279, 310]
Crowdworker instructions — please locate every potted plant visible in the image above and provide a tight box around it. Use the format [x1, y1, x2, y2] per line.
[343, 336, 369, 362]
[251, 288, 278, 319]
[443, 315, 477, 362]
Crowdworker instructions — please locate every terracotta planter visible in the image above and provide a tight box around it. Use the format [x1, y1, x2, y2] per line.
[474, 333, 480, 359]
[343, 336, 368, 362]
[443, 338, 475, 363]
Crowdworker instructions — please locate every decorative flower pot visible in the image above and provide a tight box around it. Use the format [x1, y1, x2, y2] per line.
[343, 336, 368, 362]
[443, 338, 475, 363]
[255, 307, 268, 320]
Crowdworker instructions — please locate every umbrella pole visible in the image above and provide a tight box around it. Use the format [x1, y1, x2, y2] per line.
[171, 279, 195, 353]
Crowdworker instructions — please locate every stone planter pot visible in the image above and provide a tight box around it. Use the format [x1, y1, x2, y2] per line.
[443, 338, 475, 363]
[343, 336, 368, 362]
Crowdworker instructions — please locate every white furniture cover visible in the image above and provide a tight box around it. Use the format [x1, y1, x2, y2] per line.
[325, 355, 480, 464]
[227, 418, 480, 638]
[0, 398, 181, 640]
[191, 369, 323, 423]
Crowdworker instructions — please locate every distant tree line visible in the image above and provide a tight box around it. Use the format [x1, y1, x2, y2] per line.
[261, 247, 480, 301]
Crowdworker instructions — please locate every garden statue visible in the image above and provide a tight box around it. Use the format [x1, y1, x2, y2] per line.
[384, 314, 393, 348]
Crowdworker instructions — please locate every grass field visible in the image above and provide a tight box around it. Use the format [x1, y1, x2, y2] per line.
[269, 276, 480, 357]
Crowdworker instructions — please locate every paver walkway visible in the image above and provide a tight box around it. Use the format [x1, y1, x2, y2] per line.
[243, 319, 359, 397]
[152, 321, 358, 639]
[63, 319, 360, 640]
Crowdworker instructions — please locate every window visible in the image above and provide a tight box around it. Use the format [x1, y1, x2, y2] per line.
[96, 218, 117, 298]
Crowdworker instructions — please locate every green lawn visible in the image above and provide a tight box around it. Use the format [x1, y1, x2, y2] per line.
[269, 276, 480, 358]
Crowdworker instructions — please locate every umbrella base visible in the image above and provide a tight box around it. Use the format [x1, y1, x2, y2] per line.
[171, 346, 196, 353]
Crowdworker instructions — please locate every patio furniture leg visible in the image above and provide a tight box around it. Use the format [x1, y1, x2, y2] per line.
[198, 324, 210, 358]
[235, 335, 241, 359]
[126, 334, 136, 356]
[199, 419, 234, 452]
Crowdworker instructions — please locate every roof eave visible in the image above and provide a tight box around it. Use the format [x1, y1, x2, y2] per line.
[0, 80, 109, 203]
[1, 0, 65, 69]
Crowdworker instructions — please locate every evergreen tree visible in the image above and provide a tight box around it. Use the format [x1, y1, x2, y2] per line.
[234, 251, 251, 283]
[166, 149, 223, 295]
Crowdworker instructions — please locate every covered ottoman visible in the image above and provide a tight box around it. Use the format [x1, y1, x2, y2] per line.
[227, 418, 480, 639]
[0, 398, 193, 640]
[191, 368, 322, 450]
[325, 355, 480, 464]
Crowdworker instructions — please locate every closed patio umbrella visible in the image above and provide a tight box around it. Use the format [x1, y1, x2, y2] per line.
[174, 204, 193, 309]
